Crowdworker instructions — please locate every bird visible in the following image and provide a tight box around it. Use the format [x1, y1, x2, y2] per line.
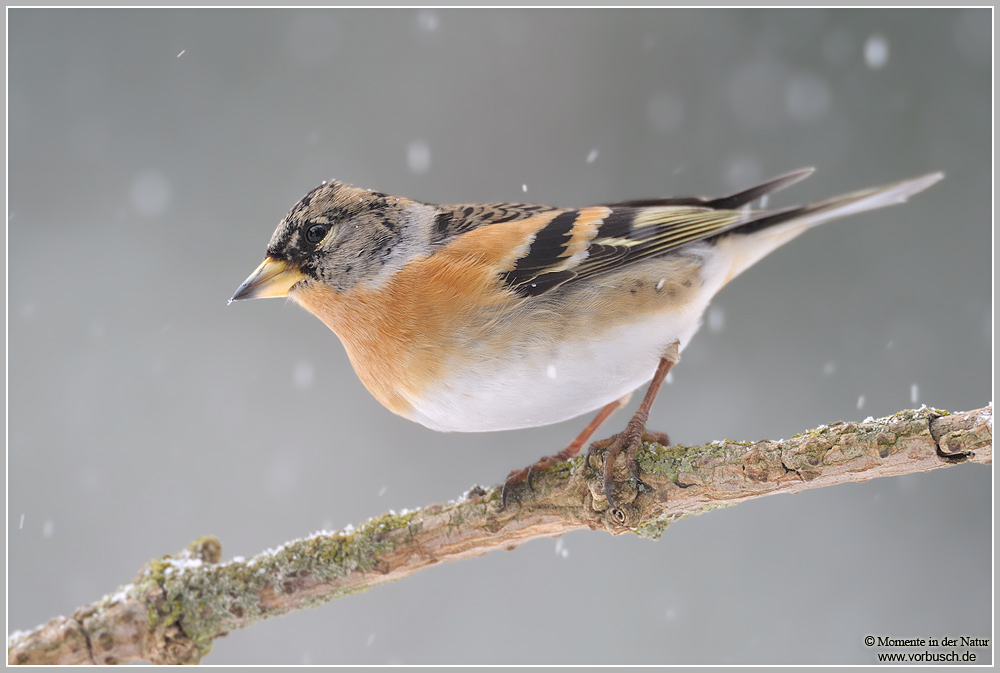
[231, 168, 942, 517]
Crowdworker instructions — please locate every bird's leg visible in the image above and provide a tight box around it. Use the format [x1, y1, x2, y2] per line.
[500, 393, 632, 510]
[585, 341, 680, 516]
[526, 392, 633, 489]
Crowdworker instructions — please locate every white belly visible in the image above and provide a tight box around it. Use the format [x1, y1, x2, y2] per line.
[408, 303, 707, 432]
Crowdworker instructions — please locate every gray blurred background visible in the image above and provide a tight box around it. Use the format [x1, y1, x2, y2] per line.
[8, 8, 992, 665]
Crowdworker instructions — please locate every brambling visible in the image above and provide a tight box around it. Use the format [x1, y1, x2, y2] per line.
[232, 168, 942, 517]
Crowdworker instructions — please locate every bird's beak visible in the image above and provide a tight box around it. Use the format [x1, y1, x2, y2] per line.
[230, 257, 307, 302]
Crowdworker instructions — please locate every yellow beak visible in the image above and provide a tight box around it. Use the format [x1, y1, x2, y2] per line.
[230, 257, 307, 302]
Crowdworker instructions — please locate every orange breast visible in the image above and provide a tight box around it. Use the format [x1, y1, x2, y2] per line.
[290, 233, 535, 418]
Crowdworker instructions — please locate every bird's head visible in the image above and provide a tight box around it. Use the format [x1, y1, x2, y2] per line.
[231, 180, 418, 303]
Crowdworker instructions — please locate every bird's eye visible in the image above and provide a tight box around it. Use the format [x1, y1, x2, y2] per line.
[305, 224, 329, 244]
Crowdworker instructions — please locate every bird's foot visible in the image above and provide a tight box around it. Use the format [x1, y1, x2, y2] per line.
[500, 446, 580, 510]
[499, 396, 634, 511]
[585, 424, 671, 520]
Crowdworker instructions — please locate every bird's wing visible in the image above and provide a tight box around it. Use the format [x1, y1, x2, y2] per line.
[431, 169, 817, 297]
[502, 204, 752, 296]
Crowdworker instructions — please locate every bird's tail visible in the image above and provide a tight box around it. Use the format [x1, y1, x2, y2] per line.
[716, 171, 944, 284]
[735, 171, 945, 236]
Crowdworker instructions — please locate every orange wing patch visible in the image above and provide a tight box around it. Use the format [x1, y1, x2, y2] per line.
[554, 206, 611, 270]
[435, 210, 570, 273]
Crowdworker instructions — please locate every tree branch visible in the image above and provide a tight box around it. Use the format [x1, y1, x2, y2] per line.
[8, 405, 991, 665]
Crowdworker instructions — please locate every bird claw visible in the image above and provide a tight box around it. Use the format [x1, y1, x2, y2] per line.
[525, 462, 544, 492]
[499, 468, 526, 511]
[499, 452, 569, 511]
[587, 426, 670, 517]
[627, 460, 650, 492]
